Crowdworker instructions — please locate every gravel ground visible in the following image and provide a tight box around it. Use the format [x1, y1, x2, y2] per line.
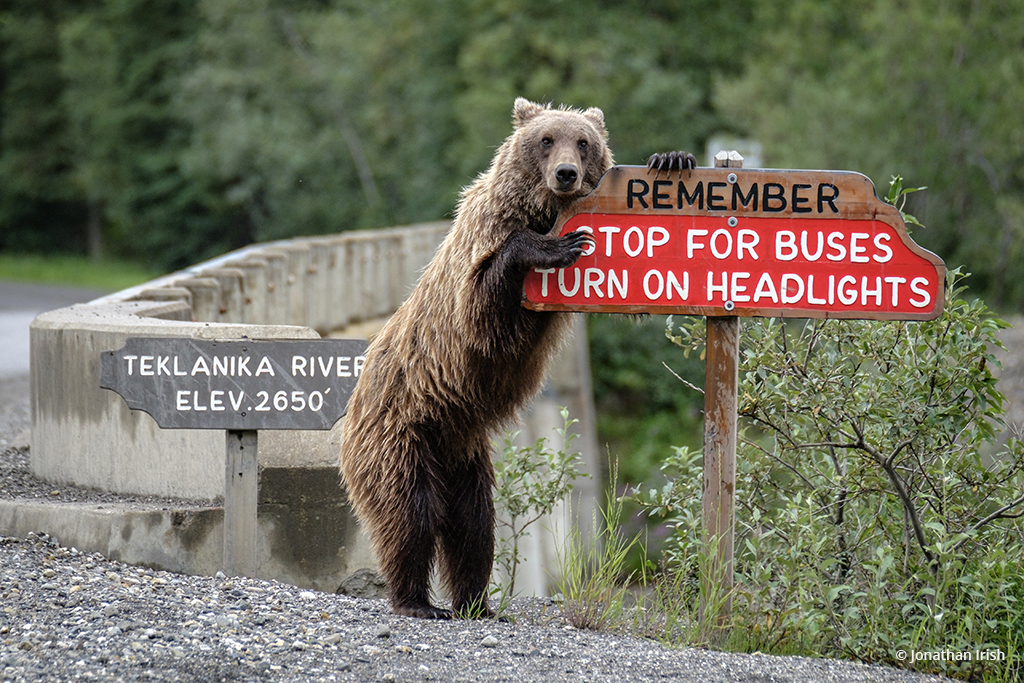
[1, 532, 952, 683]
[0, 372, 954, 682]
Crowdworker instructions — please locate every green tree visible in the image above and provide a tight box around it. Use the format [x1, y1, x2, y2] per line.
[59, 10, 122, 260]
[2, 0, 758, 270]
[179, 0, 353, 244]
[63, 0, 236, 269]
[303, 0, 470, 226]
[0, 0, 82, 254]
[452, 0, 753, 176]
[716, 0, 1024, 308]
[0, 0, 242, 269]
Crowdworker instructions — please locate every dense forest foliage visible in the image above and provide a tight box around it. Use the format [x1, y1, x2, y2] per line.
[0, 0, 751, 270]
[5, 0, 1020, 305]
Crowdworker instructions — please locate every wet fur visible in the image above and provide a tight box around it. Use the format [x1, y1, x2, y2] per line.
[339, 99, 613, 619]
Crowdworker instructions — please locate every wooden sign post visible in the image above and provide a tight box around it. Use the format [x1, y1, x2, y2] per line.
[702, 151, 742, 621]
[522, 154, 945, 623]
[101, 337, 368, 578]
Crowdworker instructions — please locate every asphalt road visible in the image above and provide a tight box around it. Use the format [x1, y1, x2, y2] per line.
[0, 281, 109, 380]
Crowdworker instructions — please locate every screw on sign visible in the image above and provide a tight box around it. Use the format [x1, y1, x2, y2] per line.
[523, 153, 945, 623]
[100, 336, 368, 579]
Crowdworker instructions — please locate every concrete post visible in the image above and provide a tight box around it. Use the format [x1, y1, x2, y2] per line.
[262, 251, 289, 326]
[305, 241, 331, 334]
[176, 278, 221, 323]
[327, 237, 354, 330]
[200, 268, 246, 324]
[230, 258, 271, 325]
[281, 244, 311, 328]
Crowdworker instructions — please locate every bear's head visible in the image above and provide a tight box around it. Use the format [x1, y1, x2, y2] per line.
[511, 98, 614, 200]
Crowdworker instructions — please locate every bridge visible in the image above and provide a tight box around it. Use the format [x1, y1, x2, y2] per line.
[16, 222, 599, 596]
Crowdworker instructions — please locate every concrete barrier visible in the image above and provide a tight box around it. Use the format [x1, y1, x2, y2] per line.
[30, 223, 451, 499]
[0, 467, 376, 594]
[25, 220, 600, 595]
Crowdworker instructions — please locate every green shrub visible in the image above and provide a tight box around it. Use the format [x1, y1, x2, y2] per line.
[633, 270, 1023, 681]
[491, 408, 587, 607]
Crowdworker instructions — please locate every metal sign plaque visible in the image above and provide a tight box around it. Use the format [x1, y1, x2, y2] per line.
[100, 337, 368, 430]
[522, 166, 946, 320]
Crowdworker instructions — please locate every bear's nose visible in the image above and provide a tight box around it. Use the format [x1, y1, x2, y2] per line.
[555, 164, 578, 187]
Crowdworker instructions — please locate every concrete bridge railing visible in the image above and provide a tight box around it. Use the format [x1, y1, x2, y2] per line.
[25, 221, 599, 594]
[31, 222, 451, 500]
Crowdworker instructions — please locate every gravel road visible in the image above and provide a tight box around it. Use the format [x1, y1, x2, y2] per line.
[1, 531, 952, 683]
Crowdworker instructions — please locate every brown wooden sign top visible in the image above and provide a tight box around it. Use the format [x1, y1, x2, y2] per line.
[523, 166, 946, 320]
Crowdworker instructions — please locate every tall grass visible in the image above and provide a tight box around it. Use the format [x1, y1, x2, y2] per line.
[556, 468, 642, 633]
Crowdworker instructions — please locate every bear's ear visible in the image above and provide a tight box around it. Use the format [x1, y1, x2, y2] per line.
[582, 107, 608, 136]
[513, 98, 547, 128]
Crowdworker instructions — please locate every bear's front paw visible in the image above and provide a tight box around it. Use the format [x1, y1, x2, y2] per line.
[547, 229, 595, 269]
[646, 151, 697, 173]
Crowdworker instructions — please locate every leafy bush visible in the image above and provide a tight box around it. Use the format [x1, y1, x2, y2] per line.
[491, 408, 586, 606]
[633, 271, 1023, 681]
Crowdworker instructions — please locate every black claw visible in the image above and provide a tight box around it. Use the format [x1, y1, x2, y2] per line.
[646, 151, 697, 174]
[563, 229, 595, 249]
[546, 229, 595, 269]
[394, 604, 455, 619]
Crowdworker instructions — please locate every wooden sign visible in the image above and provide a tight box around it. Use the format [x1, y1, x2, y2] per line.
[101, 337, 368, 430]
[523, 166, 945, 320]
[100, 337, 369, 578]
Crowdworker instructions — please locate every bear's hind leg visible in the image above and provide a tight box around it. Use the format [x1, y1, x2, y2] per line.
[376, 459, 452, 620]
[439, 448, 496, 618]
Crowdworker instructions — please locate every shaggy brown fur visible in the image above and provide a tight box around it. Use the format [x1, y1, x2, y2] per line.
[339, 98, 614, 619]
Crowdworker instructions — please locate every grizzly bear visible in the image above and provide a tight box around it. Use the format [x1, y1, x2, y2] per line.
[339, 98, 614, 619]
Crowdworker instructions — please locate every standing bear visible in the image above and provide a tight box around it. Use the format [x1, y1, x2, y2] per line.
[339, 98, 613, 619]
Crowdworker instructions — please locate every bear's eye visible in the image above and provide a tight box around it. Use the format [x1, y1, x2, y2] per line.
[541, 136, 553, 148]
[577, 139, 588, 151]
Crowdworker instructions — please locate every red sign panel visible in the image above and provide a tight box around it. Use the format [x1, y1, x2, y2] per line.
[523, 167, 945, 320]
